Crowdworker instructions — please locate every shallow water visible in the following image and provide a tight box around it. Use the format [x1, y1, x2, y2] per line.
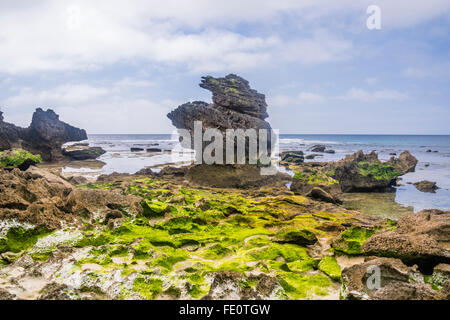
[62, 134, 450, 213]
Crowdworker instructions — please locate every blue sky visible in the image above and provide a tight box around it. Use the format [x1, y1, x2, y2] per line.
[0, 0, 449, 134]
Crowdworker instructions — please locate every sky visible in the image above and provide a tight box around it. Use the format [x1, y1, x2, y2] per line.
[0, 0, 449, 134]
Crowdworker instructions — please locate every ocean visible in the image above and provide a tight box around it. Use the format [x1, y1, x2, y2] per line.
[62, 134, 450, 213]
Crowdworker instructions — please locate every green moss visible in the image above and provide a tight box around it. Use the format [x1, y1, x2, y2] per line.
[0, 149, 41, 169]
[141, 200, 169, 218]
[202, 244, 231, 259]
[278, 273, 332, 300]
[0, 226, 50, 254]
[318, 256, 341, 281]
[358, 161, 400, 180]
[133, 276, 163, 300]
[294, 170, 338, 185]
[332, 227, 375, 255]
[188, 284, 206, 298]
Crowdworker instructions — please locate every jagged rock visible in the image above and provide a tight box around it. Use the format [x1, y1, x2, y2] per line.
[363, 209, 450, 273]
[290, 163, 342, 204]
[0, 108, 87, 161]
[199, 74, 268, 120]
[62, 145, 105, 160]
[305, 153, 322, 160]
[280, 151, 304, 164]
[202, 271, 280, 300]
[167, 75, 272, 162]
[67, 175, 89, 185]
[413, 180, 439, 193]
[333, 151, 418, 192]
[0, 166, 142, 230]
[310, 145, 326, 152]
[341, 257, 444, 300]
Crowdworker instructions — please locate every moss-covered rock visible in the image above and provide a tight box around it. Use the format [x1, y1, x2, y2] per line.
[0, 149, 41, 170]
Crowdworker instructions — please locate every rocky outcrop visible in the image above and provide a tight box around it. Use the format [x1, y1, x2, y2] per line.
[341, 257, 447, 300]
[333, 151, 417, 192]
[62, 145, 105, 160]
[280, 151, 304, 164]
[0, 108, 87, 161]
[0, 166, 142, 230]
[362, 209, 450, 273]
[167, 74, 272, 162]
[414, 180, 439, 193]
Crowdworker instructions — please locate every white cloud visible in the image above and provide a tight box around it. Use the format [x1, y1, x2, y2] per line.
[269, 92, 325, 107]
[340, 88, 409, 102]
[403, 62, 450, 78]
[0, 82, 177, 133]
[1, 0, 449, 74]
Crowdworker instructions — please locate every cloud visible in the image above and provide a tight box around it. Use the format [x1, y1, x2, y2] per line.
[269, 92, 325, 107]
[339, 88, 409, 102]
[1, 0, 449, 74]
[0, 82, 178, 133]
[403, 62, 450, 78]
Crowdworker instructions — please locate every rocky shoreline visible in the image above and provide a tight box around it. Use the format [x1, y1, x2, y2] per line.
[0, 75, 448, 300]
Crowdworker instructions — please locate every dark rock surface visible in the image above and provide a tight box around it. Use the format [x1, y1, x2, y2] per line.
[333, 151, 417, 192]
[414, 180, 439, 193]
[167, 74, 272, 161]
[280, 151, 304, 164]
[62, 145, 105, 160]
[0, 109, 87, 161]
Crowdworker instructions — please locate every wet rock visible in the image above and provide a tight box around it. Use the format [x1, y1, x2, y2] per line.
[413, 180, 439, 193]
[280, 151, 304, 164]
[324, 149, 335, 154]
[62, 145, 106, 160]
[274, 229, 318, 246]
[307, 187, 342, 204]
[0, 108, 87, 161]
[146, 148, 162, 152]
[130, 147, 144, 152]
[305, 154, 322, 160]
[310, 145, 326, 152]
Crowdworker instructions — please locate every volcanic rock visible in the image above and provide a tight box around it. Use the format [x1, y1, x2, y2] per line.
[0, 109, 87, 161]
[362, 209, 450, 273]
[413, 180, 439, 193]
[280, 151, 304, 164]
[62, 145, 106, 160]
[167, 74, 272, 163]
[333, 151, 417, 192]
[340, 257, 446, 300]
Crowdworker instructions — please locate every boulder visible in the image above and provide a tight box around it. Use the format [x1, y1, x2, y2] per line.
[310, 145, 326, 152]
[0, 109, 87, 161]
[362, 209, 450, 273]
[413, 180, 439, 193]
[203, 271, 280, 300]
[333, 151, 418, 192]
[280, 151, 304, 164]
[167, 74, 272, 163]
[62, 145, 106, 160]
[341, 257, 445, 300]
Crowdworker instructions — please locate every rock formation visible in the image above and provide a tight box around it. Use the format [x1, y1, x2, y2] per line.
[414, 180, 439, 193]
[0, 108, 87, 161]
[333, 150, 417, 192]
[167, 74, 272, 161]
